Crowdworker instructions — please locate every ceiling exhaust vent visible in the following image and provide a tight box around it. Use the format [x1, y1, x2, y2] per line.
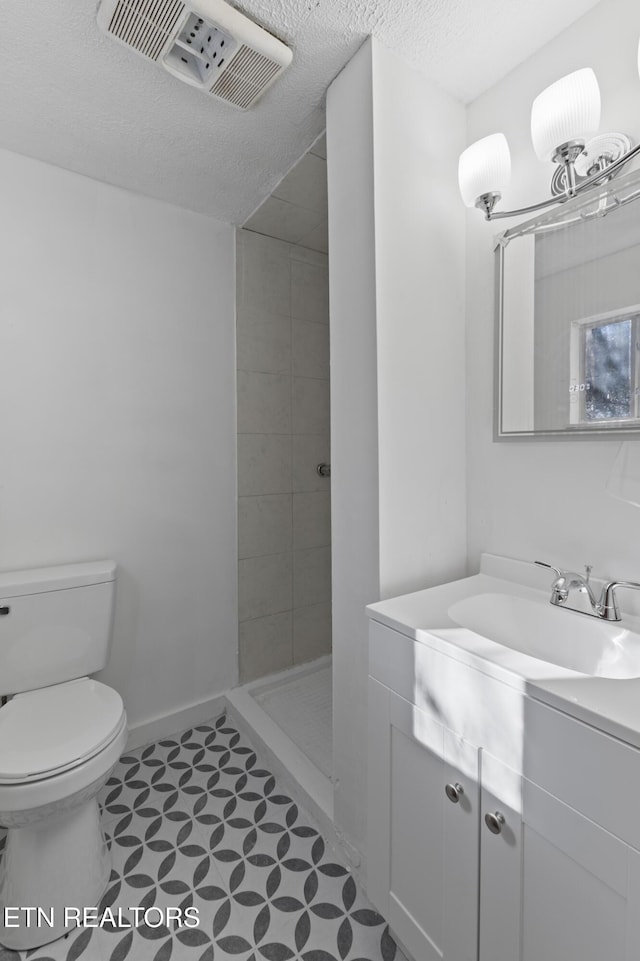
[97, 0, 292, 109]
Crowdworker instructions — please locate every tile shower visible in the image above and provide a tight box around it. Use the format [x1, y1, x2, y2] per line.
[236, 230, 331, 683]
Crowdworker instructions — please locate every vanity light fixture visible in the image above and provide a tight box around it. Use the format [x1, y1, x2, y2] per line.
[459, 50, 640, 220]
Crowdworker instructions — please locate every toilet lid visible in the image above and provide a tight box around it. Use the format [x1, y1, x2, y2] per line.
[0, 678, 125, 781]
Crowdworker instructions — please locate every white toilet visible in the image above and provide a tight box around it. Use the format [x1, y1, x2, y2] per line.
[0, 560, 128, 951]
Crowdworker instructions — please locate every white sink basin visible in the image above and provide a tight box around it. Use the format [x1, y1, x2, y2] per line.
[448, 592, 640, 679]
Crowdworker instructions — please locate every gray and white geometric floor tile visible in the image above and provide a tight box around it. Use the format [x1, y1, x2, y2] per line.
[0, 716, 401, 961]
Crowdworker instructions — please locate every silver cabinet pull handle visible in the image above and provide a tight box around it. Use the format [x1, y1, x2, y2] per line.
[316, 463, 331, 477]
[485, 811, 505, 835]
[445, 782, 464, 803]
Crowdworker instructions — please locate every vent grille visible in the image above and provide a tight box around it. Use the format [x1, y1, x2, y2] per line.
[99, 0, 293, 109]
[210, 44, 281, 109]
[108, 0, 185, 60]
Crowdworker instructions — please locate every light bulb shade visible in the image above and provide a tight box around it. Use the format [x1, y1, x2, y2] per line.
[530, 67, 601, 162]
[458, 133, 511, 208]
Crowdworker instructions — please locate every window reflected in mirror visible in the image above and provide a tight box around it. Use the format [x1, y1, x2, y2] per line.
[571, 308, 640, 425]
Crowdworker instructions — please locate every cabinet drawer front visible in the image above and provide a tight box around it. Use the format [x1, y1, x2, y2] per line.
[524, 697, 640, 848]
[369, 619, 524, 771]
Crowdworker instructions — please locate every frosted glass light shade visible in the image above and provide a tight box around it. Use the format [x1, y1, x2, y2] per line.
[458, 133, 511, 207]
[531, 68, 601, 162]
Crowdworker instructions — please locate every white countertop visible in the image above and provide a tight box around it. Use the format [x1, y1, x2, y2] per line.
[366, 553, 640, 752]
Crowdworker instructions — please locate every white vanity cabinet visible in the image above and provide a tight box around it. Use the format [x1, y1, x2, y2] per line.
[367, 617, 640, 961]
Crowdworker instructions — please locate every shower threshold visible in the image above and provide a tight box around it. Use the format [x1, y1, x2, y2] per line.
[226, 656, 333, 828]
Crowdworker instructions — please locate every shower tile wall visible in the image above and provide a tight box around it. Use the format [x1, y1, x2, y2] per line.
[237, 230, 331, 682]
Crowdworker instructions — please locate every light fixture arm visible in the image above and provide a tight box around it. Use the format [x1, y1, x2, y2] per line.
[484, 138, 640, 220]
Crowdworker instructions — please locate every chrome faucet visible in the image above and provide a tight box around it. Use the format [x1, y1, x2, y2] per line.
[535, 561, 640, 621]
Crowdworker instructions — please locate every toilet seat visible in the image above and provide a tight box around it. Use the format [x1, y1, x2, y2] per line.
[0, 678, 125, 783]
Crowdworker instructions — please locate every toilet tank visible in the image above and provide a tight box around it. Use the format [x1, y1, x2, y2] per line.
[0, 560, 117, 696]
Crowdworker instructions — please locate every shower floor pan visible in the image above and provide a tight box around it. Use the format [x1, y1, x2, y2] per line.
[226, 656, 333, 824]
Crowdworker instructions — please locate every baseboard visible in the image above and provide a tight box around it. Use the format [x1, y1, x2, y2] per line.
[125, 693, 227, 752]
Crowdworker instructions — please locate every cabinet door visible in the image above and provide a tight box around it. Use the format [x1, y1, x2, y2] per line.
[480, 755, 640, 961]
[368, 678, 480, 961]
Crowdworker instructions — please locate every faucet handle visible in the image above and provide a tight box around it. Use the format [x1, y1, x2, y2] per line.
[599, 580, 640, 621]
[534, 560, 563, 578]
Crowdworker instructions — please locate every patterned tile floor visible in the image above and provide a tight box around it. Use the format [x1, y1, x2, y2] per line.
[0, 715, 400, 961]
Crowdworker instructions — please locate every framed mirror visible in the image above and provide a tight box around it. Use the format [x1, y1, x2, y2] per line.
[496, 167, 640, 438]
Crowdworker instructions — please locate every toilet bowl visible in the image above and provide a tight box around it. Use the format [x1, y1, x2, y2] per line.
[0, 560, 127, 951]
[0, 678, 128, 951]
[0, 678, 127, 950]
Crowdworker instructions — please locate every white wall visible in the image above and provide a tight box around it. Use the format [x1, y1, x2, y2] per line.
[327, 38, 467, 867]
[372, 42, 468, 601]
[0, 148, 238, 728]
[465, 0, 640, 579]
[327, 40, 381, 867]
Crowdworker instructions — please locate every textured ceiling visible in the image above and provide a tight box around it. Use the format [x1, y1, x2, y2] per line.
[0, 0, 600, 225]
